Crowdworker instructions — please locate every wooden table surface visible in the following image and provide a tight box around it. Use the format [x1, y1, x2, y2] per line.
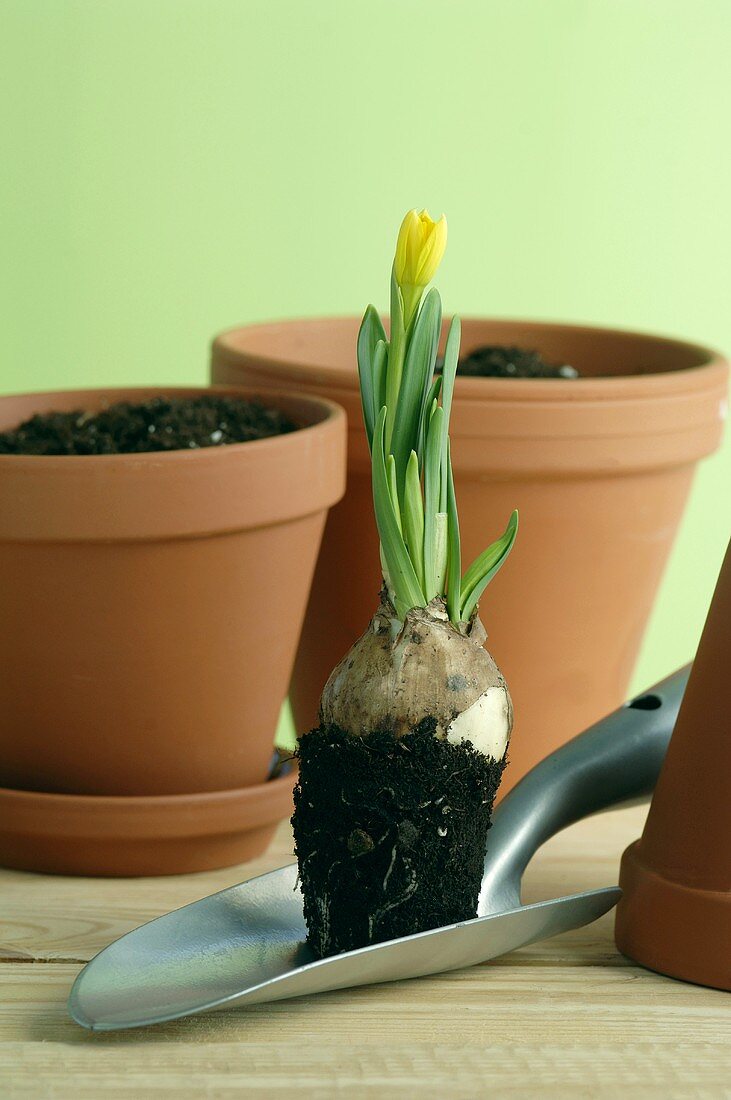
[1, 804, 728, 1098]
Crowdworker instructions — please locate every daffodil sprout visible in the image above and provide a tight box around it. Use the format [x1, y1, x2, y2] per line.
[357, 209, 518, 625]
[294, 210, 518, 960]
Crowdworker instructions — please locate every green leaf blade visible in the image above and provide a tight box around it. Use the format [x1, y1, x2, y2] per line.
[460, 510, 519, 621]
[386, 454, 402, 535]
[445, 442, 461, 624]
[416, 374, 442, 468]
[390, 287, 442, 496]
[357, 305, 386, 447]
[423, 403, 444, 601]
[403, 450, 425, 589]
[385, 270, 406, 449]
[372, 339, 388, 420]
[372, 407, 425, 618]
[439, 316, 461, 511]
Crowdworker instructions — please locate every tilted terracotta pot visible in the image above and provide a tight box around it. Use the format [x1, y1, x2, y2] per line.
[211, 318, 728, 792]
[0, 386, 345, 874]
[615, 540, 731, 991]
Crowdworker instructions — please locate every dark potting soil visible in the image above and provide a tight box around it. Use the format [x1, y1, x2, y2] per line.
[292, 721, 506, 959]
[456, 344, 579, 379]
[0, 395, 298, 456]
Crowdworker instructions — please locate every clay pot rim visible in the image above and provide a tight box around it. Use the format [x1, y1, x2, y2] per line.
[0, 384, 344, 467]
[0, 385, 347, 540]
[213, 315, 728, 401]
[0, 768, 297, 839]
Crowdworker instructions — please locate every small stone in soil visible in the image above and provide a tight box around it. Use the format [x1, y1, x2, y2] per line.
[455, 344, 578, 379]
[0, 395, 298, 456]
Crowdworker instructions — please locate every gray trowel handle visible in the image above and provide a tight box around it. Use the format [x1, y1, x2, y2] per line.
[478, 665, 689, 914]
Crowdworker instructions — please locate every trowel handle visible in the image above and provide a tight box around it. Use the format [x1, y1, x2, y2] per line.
[478, 666, 689, 914]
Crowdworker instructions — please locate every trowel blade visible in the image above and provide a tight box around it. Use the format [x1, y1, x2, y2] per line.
[68, 862, 620, 1031]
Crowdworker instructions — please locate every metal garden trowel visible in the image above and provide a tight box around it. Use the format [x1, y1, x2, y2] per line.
[69, 667, 688, 1031]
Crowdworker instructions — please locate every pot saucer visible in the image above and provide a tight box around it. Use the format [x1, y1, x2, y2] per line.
[0, 768, 296, 877]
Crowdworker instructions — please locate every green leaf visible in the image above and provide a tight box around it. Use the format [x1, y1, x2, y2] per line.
[434, 512, 448, 594]
[373, 339, 388, 421]
[403, 450, 425, 588]
[385, 270, 406, 448]
[390, 288, 442, 496]
[445, 442, 461, 623]
[423, 404, 444, 600]
[416, 374, 442, 468]
[460, 510, 519, 621]
[356, 305, 386, 447]
[390, 265, 403, 335]
[386, 455, 402, 534]
[439, 316, 461, 511]
[371, 406, 425, 618]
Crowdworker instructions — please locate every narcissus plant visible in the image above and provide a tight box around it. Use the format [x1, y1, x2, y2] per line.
[292, 210, 517, 958]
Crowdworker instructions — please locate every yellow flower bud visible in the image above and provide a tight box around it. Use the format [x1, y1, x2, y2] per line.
[394, 209, 448, 292]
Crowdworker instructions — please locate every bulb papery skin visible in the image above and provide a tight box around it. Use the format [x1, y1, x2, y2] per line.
[318, 595, 512, 761]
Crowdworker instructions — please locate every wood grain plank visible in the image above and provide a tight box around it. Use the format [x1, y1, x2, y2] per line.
[1, 805, 729, 1097]
[3, 959, 729, 1043]
[0, 964, 728, 1097]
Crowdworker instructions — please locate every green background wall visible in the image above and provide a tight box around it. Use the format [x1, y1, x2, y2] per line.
[2, 0, 729, 705]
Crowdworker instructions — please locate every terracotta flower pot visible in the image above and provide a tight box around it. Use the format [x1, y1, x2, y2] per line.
[0, 386, 345, 874]
[0, 767, 298, 877]
[615, 540, 731, 991]
[211, 319, 727, 793]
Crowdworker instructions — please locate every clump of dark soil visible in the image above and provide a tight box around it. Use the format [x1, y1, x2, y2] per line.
[292, 720, 506, 959]
[0, 395, 298, 456]
[457, 344, 578, 379]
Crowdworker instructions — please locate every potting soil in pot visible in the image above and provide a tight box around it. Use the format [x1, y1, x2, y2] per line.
[457, 344, 578, 379]
[292, 721, 505, 958]
[0, 395, 297, 455]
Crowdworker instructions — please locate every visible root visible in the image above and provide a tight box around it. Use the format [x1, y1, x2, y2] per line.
[369, 865, 418, 940]
[382, 843, 398, 892]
